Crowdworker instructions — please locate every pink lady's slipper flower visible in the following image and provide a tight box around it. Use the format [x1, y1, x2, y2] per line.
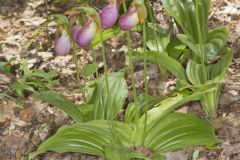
[119, 6, 139, 31]
[119, 2, 147, 31]
[100, 0, 119, 29]
[72, 24, 82, 42]
[55, 30, 71, 56]
[76, 19, 98, 47]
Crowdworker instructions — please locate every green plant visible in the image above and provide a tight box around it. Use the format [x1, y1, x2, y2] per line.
[29, 72, 218, 160]
[26, 0, 233, 159]
[129, 0, 233, 117]
[9, 59, 59, 98]
[132, 49, 232, 117]
[163, 0, 232, 117]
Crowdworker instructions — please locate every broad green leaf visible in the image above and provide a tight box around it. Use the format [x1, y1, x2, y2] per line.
[132, 51, 187, 80]
[80, 64, 98, 77]
[186, 60, 206, 85]
[141, 112, 218, 153]
[162, 0, 228, 60]
[178, 28, 229, 60]
[177, 34, 201, 57]
[92, 72, 128, 120]
[161, 0, 210, 42]
[147, 36, 170, 52]
[186, 51, 233, 87]
[200, 52, 232, 117]
[105, 144, 148, 160]
[166, 36, 187, 61]
[205, 27, 229, 60]
[33, 92, 92, 123]
[124, 94, 163, 123]
[137, 89, 213, 128]
[206, 51, 233, 83]
[29, 120, 134, 159]
[91, 27, 122, 49]
[200, 84, 221, 117]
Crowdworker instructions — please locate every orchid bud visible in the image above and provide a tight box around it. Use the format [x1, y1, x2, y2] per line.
[76, 19, 98, 47]
[72, 24, 82, 42]
[55, 30, 71, 56]
[100, 0, 119, 29]
[119, 5, 139, 31]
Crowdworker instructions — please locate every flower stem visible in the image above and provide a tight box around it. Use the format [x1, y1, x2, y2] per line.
[91, 45, 99, 79]
[142, 21, 149, 145]
[195, 0, 207, 82]
[99, 28, 114, 131]
[145, 0, 160, 51]
[73, 44, 81, 87]
[123, 2, 139, 126]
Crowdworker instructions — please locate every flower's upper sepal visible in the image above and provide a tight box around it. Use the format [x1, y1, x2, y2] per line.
[132, 0, 147, 24]
[135, 3, 147, 23]
[55, 30, 71, 56]
[100, 0, 119, 29]
[118, 0, 147, 31]
[76, 19, 98, 47]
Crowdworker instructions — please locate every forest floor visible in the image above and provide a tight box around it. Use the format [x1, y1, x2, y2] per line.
[0, 0, 240, 160]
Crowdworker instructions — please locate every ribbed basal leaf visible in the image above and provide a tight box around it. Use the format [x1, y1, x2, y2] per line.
[92, 72, 128, 120]
[132, 51, 187, 80]
[137, 89, 212, 129]
[80, 64, 98, 77]
[200, 84, 221, 117]
[164, 0, 228, 60]
[29, 120, 134, 159]
[161, 0, 210, 42]
[186, 60, 205, 85]
[186, 51, 233, 87]
[33, 92, 92, 123]
[205, 27, 229, 60]
[178, 28, 229, 60]
[124, 94, 163, 123]
[200, 51, 233, 117]
[142, 112, 218, 153]
[105, 144, 148, 160]
[206, 51, 233, 82]
[177, 34, 201, 56]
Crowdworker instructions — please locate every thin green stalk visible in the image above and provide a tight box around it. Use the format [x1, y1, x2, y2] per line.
[142, 21, 149, 145]
[145, 0, 160, 51]
[99, 28, 114, 131]
[73, 44, 81, 87]
[123, 2, 139, 125]
[91, 45, 99, 79]
[195, 0, 207, 82]
[83, 51, 87, 100]
[145, 0, 168, 76]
